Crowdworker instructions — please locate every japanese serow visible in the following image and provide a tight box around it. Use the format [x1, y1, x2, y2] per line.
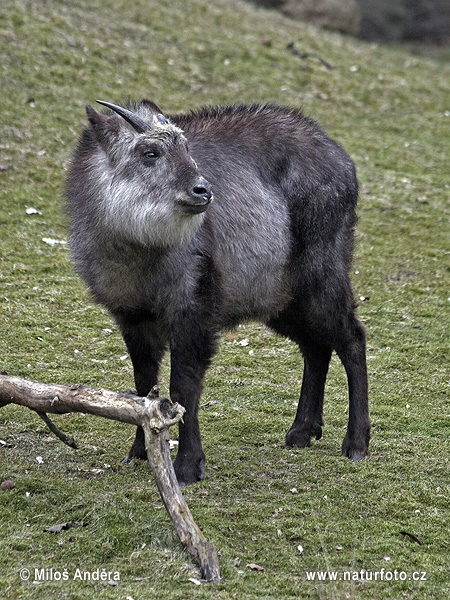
[65, 100, 370, 485]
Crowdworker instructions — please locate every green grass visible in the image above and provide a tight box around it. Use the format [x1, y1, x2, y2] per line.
[1, 0, 449, 598]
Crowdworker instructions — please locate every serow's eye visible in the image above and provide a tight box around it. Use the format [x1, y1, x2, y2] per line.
[142, 149, 160, 163]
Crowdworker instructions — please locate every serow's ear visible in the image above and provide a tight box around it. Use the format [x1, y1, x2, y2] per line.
[138, 99, 169, 125]
[138, 98, 164, 115]
[85, 105, 119, 145]
[86, 104, 104, 129]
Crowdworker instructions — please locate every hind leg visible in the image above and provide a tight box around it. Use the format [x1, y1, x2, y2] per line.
[268, 315, 331, 449]
[285, 342, 332, 449]
[335, 315, 370, 460]
[269, 299, 369, 458]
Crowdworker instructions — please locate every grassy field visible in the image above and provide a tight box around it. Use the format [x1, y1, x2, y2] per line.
[1, 0, 449, 598]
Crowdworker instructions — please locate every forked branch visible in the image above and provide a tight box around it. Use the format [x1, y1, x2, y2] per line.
[0, 374, 221, 582]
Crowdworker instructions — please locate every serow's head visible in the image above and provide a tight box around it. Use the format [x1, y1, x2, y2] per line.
[84, 99, 213, 247]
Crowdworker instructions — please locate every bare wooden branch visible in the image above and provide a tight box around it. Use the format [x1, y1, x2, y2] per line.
[37, 411, 78, 448]
[0, 374, 221, 582]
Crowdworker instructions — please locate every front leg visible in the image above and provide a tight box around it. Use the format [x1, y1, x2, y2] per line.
[170, 311, 218, 486]
[114, 311, 167, 460]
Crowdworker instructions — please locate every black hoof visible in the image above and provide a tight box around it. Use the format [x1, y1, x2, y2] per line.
[125, 426, 148, 461]
[173, 452, 205, 486]
[285, 422, 322, 449]
[351, 453, 365, 462]
[341, 430, 370, 461]
[122, 451, 148, 463]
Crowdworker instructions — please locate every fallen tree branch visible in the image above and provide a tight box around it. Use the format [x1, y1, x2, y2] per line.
[37, 411, 78, 448]
[0, 374, 221, 582]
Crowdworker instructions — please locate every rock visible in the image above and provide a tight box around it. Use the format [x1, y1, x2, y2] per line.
[248, 0, 450, 44]
[283, 0, 360, 35]
[357, 0, 450, 45]
[1, 480, 15, 491]
[246, 0, 361, 35]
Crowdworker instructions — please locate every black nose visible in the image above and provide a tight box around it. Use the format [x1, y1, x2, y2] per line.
[190, 177, 213, 203]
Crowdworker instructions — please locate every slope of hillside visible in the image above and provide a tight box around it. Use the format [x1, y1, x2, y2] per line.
[1, 1, 449, 598]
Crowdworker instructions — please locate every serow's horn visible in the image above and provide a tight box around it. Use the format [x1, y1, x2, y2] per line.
[96, 100, 149, 133]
